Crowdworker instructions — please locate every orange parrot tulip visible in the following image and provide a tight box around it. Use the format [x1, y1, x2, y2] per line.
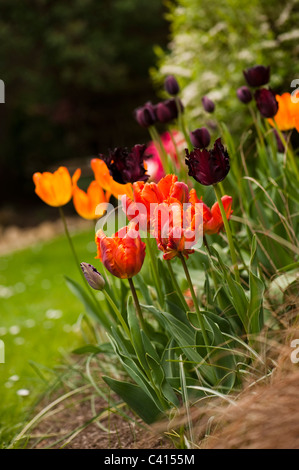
[91, 158, 133, 200]
[268, 92, 299, 131]
[189, 189, 233, 235]
[152, 200, 202, 260]
[95, 222, 146, 279]
[122, 174, 189, 230]
[33, 166, 72, 207]
[72, 168, 110, 220]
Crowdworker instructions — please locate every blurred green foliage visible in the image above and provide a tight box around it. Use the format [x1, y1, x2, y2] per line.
[0, 0, 168, 204]
[151, 0, 299, 134]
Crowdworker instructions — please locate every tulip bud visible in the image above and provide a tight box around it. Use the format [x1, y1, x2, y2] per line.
[155, 98, 183, 123]
[254, 88, 278, 118]
[243, 65, 270, 88]
[190, 127, 211, 149]
[237, 86, 252, 104]
[202, 96, 215, 113]
[134, 102, 156, 128]
[80, 263, 105, 290]
[164, 75, 180, 96]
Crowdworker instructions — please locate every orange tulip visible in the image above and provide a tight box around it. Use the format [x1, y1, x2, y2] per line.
[33, 166, 72, 207]
[122, 174, 189, 230]
[91, 158, 133, 200]
[95, 222, 146, 279]
[189, 189, 233, 235]
[152, 200, 202, 260]
[268, 92, 299, 131]
[72, 168, 110, 220]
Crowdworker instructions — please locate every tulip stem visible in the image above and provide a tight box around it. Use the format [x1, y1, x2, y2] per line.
[213, 184, 240, 283]
[128, 277, 147, 333]
[103, 289, 131, 339]
[178, 254, 210, 354]
[59, 207, 103, 314]
[273, 124, 299, 180]
[148, 125, 170, 173]
[166, 259, 189, 311]
[175, 97, 192, 151]
[146, 232, 164, 306]
[59, 207, 87, 284]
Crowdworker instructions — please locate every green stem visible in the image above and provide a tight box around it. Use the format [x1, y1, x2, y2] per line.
[178, 254, 210, 353]
[59, 206, 84, 282]
[249, 104, 265, 148]
[146, 232, 164, 306]
[175, 97, 192, 151]
[148, 125, 170, 173]
[166, 259, 189, 311]
[103, 289, 131, 339]
[59, 206, 102, 315]
[273, 123, 299, 180]
[213, 184, 240, 283]
[128, 277, 147, 333]
[169, 128, 183, 174]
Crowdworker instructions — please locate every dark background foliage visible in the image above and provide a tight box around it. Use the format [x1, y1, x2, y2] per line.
[0, 0, 168, 221]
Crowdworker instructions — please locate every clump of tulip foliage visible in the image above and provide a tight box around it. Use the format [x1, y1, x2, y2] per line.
[33, 66, 299, 432]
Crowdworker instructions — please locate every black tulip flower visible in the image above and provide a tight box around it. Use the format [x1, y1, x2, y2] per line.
[190, 127, 211, 149]
[202, 96, 215, 113]
[185, 137, 230, 186]
[99, 144, 149, 184]
[254, 88, 278, 118]
[80, 263, 105, 290]
[243, 65, 270, 88]
[164, 75, 180, 96]
[237, 86, 252, 104]
[134, 102, 156, 128]
[155, 98, 183, 123]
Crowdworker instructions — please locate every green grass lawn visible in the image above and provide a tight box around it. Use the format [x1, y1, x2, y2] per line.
[0, 224, 99, 445]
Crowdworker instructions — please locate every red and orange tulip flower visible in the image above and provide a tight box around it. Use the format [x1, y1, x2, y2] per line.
[189, 189, 233, 235]
[72, 168, 110, 220]
[122, 174, 189, 230]
[152, 200, 201, 260]
[95, 222, 146, 279]
[268, 92, 299, 131]
[91, 158, 133, 200]
[33, 166, 72, 207]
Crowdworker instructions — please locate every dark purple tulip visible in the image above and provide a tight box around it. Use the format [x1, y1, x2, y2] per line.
[243, 65, 270, 88]
[81, 263, 105, 290]
[254, 88, 278, 118]
[237, 86, 252, 104]
[99, 144, 149, 184]
[190, 127, 211, 149]
[202, 96, 215, 113]
[155, 98, 183, 123]
[185, 137, 230, 186]
[134, 102, 156, 128]
[164, 75, 180, 96]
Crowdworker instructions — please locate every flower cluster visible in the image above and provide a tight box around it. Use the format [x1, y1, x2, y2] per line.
[240, 65, 278, 118]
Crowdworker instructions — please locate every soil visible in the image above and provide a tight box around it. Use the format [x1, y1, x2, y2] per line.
[27, 390, 175, 450]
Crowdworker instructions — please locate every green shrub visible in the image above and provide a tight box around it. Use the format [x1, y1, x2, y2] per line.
[151, 0, 299, 135]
